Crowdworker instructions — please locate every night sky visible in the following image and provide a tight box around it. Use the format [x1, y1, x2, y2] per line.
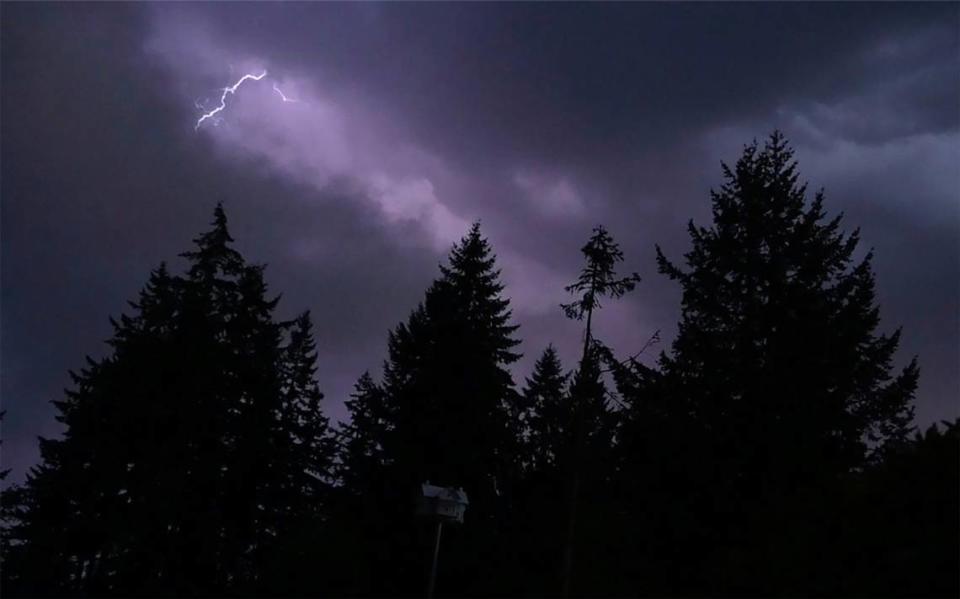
[3, 3, 957, 483]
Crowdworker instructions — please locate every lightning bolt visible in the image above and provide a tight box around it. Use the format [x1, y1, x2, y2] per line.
[272, 82, 298, 103]
[195, 70, 268, 131]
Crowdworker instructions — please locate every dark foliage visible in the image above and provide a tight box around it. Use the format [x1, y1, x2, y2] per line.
[557, 226, 640, 596]
[610, 132, 933, 595]
[330, 222, 523, 596]
[1, 205, 335, 596]
[520, 346, 570, 475]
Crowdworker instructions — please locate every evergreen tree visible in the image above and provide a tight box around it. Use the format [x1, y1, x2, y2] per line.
[655, 131, 917, 488]
[319, 373, 392, 596]
[506, 346, 572, 594]
[259, 312, 337, 594]
[277, 312, 334, 517]
[1, 204, 335, 596]
[627, 132, 920, 593]
[337, 372, 389, 497]
[559, 226, 640, 597]
[343, 222, 522, 595]
[849, 418, 958, 596]
[382, 223, 521, 504]
[520, 346, 570, 474]
[0, 411, 23, 587]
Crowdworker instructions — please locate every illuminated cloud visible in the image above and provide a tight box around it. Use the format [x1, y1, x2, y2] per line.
[148, 15, 468, 251]
[513, 170, 586, 218]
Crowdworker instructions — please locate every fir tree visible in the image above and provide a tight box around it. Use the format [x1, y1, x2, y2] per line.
[337, 372, 389, 497]
[655, 132, 917, 489]
[630, 131, 921, 593]
[259, 312, 337, 595]
[521, 346, 570, 474]
[505, 346, 572, 594]
[1, 204, 335, 596]
[277, 312, 334, 518]
[318, 372, 393, 596]
[347, 222, 522, 595]
[382, 223, 521, 505]
[559, 225, 640, 597]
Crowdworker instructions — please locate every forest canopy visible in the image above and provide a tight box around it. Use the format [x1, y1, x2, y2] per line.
[1, 134, 956, 598]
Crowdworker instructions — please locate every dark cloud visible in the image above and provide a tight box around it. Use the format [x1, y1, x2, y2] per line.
[174, 3, 955, 164]
[2, 3, 957, 483]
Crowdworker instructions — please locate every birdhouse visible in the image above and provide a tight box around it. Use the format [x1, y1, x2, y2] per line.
[417, 483, 469, 524]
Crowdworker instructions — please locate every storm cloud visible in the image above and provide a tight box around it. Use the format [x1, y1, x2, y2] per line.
[2, 2, 957, 483]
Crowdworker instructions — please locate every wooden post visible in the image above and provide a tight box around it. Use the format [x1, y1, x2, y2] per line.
[427, 520, 443, 599]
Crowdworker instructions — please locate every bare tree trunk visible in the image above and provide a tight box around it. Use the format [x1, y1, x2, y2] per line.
[561, 303, 593, 598]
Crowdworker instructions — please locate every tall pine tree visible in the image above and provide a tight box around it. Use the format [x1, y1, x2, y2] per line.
[321, 373, 393, 596]
[655, 132, 917, 490]
[381, 223, 521, 508]
[506, 347, 572, 596]
[337, 372, 389, 499]
[1, 204, 335, 596]
[559, 225, 640, 597]
[520, 346, 570, 475]
[339, 223, 522, 595]
[628, 132, 920, 593]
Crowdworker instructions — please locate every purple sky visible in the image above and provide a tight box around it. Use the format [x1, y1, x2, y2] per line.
[2, 3, 958, 484]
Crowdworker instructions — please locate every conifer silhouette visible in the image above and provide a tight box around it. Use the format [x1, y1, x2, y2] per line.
[1, 205, 335, 596]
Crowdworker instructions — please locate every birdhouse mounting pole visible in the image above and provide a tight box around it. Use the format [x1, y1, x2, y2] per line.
[427, 520, 443, 599]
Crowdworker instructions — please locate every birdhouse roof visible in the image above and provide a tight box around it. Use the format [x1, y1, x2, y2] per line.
[421, 483, 469, 505]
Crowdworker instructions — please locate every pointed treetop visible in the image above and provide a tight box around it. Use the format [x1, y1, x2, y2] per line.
[213, 201, 230, 231]
[434, 222, 519, 356]
[535, 344, 567, 377]
[292, 310, 314, 334]
[443, 221, 498, 278]
[718, 130, 805, 218]
[201, 201, 235, 247]
[181, 202, 244, 278]
[524, 345, 566, 389]
[562, 225, 640, 321]
[655, 129, 917, 465]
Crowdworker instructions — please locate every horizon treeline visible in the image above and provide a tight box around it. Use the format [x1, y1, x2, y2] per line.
[1, 133, 957, 598]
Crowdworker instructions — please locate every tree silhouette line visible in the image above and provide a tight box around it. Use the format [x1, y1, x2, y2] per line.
[1, 133, 956, 597]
